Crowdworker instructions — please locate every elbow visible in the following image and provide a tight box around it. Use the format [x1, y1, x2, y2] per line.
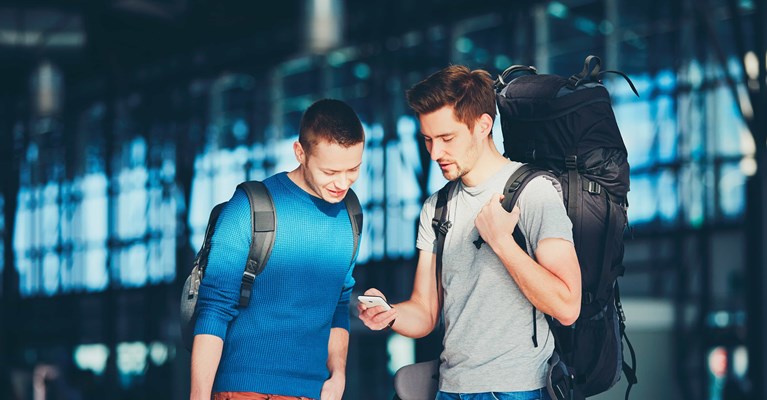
[556, 312, 578, 327]
[407, 317, 439, 339]
[553, 298, 581, 326]
[555, 282, 582, 326]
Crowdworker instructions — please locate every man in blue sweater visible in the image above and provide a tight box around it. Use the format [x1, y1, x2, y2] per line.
[191, 99, 365, 400]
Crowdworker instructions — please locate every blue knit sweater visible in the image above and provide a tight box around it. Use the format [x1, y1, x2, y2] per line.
[194, 172, 357, 398]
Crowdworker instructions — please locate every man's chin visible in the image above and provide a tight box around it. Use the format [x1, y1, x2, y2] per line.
[441, 170, 460, 181]
[324, 190, 347, 203]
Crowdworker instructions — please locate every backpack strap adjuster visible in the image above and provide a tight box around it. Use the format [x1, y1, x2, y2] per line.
[586, 180, 602, 195]
[242, 269, 256, 284]
[239, 270, 257, 307]
[565, 155, 577, 170]
[567, 74, 582, 89]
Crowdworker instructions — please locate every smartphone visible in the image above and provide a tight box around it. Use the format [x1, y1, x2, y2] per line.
[358, 295, 392, 310]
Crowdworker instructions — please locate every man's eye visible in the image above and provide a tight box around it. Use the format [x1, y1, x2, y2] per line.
[443, 137, 454, 142]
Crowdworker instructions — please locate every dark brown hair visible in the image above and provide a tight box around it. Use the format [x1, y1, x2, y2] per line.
[406, 65, 495, 129]
[299, 99, 365, 154]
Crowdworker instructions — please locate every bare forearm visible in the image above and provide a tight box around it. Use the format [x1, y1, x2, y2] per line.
[190, 334, 224, 400]
[327, 328, 349, 380]
[391, 297, 439, 338]
[358, 251, 440, 337]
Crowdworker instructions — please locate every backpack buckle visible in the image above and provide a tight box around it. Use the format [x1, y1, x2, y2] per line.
[438, 221, 452, 236]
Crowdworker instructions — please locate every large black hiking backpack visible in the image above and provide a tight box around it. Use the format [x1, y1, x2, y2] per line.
[179, 181, 363, 351]
[491, 55, 638, 399]
[393, 56, 639, 400]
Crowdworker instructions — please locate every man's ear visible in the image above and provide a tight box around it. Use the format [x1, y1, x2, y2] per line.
[476, 113, 494, 137]
[293, 141, 306, 164]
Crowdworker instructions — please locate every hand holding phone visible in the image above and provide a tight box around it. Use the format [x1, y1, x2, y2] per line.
[357, 295, 392, 311]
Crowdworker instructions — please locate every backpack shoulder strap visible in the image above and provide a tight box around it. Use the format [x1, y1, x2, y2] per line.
[500, 164, 558, 347]
[197, 202, 227, 278]
[432, 181, 457, 313]
[500, 164, 556, 213]
[344, 188, 363, 264]
[236, 180, 276, 308]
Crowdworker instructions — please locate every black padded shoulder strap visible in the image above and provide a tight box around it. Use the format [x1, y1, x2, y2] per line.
[500, 164, 557, 213]
[236, 181, 276, 308]
[500, 164, 558, 347]
[197, 202, 227, 278]
[432, 181, 457, 313]
[344, 188, 363, 265]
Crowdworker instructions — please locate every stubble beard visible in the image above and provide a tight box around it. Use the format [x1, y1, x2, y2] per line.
[442, 138, 479, 182]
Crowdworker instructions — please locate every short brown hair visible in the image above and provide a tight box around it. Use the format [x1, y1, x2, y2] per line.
[299, 99, 365, 154]
[406, 65, 496, 130]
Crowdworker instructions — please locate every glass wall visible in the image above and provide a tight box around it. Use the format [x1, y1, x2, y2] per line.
[14, 95, 179, 296]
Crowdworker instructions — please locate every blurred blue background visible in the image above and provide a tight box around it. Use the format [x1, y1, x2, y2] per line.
[1, 0, 766, 399]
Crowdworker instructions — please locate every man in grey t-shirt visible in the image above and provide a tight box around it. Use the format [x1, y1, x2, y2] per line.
[358, 65, 582, 399]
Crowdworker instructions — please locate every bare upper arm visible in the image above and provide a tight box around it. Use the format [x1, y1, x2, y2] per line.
[534, 238, 581, 294]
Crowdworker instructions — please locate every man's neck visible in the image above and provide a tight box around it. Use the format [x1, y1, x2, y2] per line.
[287, 167, 314, 196]
[460, 144, 509, 187]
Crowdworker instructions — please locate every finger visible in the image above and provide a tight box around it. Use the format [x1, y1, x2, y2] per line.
[364, 288, 385, 299]
[370, 308, 395, 325]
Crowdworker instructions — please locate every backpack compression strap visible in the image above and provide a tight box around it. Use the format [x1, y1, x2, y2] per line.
[615, 284, 638, 400]
[237, 181, 276, 308]
[344, 188, 364, 265]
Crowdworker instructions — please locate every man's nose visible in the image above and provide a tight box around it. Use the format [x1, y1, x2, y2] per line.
[334, 173, 350, 190]
[429, 141, 443, 161]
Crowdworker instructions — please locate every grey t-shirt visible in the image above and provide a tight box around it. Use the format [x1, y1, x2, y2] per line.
[416, 161, 573, 393]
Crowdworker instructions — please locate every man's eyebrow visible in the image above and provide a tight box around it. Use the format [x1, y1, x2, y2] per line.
[323, 162, 363, 173]
[419, 132, 454, 138]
